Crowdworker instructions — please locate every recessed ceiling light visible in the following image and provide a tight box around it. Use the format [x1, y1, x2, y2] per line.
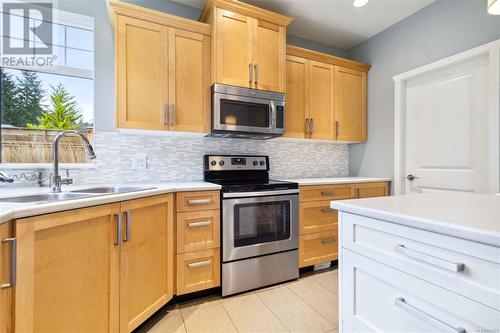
[488, 0, 500, 15]
[353, 0, 369, 8]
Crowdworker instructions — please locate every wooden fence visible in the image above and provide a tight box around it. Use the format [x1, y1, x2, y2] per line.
[1, 127, 94, 164]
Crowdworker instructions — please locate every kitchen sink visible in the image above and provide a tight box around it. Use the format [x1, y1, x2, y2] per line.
[70, 186, 155, 194]
[0, 192, 92, 204]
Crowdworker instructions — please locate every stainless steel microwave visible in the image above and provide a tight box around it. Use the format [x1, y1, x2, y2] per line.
[208, 84, 285, 140]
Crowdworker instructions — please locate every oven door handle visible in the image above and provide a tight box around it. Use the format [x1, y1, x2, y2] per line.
[223, 189, 299, 198]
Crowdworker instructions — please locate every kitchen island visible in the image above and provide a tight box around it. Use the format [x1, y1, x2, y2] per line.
[332, 192, 500, 333]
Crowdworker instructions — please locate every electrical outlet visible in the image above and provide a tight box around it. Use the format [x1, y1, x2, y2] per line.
[131, 153, 148, 170]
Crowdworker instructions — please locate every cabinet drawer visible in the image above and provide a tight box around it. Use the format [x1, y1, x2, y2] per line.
[341, 212, 500, 309]
[176, 248, 220, 295]
[300, 200, 338, 234]
[176, 191, 220, 212]
[342, 249, 499, 333]
[300, 184, 354, 202]
[177, 210, 220, 253]
[299, 231, 338, 268]
[354, 182, 389, 198]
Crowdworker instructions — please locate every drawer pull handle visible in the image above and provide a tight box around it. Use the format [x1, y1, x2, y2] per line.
[188, 220, 212, 228]
[1, 238, 16, 289]
[187, 198, 212, 205]
[321, 238, 336, 244]
[188, 259, 211, 268]
[394, 245, 465, 272]
[395, 298, 465, 333]
[321, 191, 336, 196]
[321, 208, 335, 213]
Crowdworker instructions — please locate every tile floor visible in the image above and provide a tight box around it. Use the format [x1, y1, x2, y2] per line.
[137, 268, 338, 333]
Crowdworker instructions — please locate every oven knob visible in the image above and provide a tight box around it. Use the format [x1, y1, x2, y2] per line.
[259, 161, 265, 166]
[219, 160, 225, 166]
[253, 161, 258, 166]
[210, 160, 217, 166]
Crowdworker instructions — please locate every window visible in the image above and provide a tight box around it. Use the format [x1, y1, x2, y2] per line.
[0, 3, 94, 164]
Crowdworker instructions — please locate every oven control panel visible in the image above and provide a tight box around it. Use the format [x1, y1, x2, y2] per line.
[205, 155, 268, 171]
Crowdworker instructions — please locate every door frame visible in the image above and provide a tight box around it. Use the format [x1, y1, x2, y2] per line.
[393, 39, 500, 195]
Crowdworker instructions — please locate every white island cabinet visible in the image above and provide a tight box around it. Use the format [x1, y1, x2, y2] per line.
[331, 192, 500, 333]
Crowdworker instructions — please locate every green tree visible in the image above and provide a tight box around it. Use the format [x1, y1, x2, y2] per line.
[0, 69, 21, 126]
[28, 83, 83, 130]
[16, 70, 45, 126]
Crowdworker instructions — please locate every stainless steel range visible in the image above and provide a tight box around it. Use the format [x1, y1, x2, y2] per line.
[204, 155, 299, 296]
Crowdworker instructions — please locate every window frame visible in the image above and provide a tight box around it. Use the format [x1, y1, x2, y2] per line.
[0, 2, 96, 168]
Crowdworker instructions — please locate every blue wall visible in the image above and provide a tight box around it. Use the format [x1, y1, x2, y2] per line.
[347, 0, 500, 182]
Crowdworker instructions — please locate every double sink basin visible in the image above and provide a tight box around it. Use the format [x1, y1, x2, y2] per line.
[0, 186, 156, 205]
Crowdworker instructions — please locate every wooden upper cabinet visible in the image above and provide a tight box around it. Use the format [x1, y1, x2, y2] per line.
[168, 28, 211, 132]
[201, 0, 292, 93]
[308, 60, 335, 140]
[119, 195, 174, 332]
[335, 66, 367, 142]
[285, 55, 308, 138]
[285, 45, 370, 142]
[110, 0, 211, 132]
[253, 19, 285, 92]
[215, 9, 253, 88]
[117, 16, 168, 130]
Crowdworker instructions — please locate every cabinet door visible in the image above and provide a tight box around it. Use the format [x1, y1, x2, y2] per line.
[252, 19, 285, 92]
[119, 195, 174, 332]
[308, 61, 335, 140]
[300, 201, 338, 235]
[215, 9, 253, 88]
[168, 28, 211, 132]
[0, 221, 13, 332]
[334, 66, 366, 142]
[15, 205, 120, 333]
[299, 231, 338, 268]
[285, 55, 308, 138]
[117, 15, 168, 130]
[355, 182, 389, 198]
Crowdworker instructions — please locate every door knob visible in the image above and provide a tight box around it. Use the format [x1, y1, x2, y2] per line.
[407, 174, 419, 181]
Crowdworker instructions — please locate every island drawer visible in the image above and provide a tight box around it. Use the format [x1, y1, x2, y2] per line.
[176, 210, 220, 253]
[299, 231, 338, 267]
[341, 212, 500, 309]
[176, 191, 220, 212]
[342, 249, 499, 333]
[299, 184, 355, 202]
[300, 200, 338, 234]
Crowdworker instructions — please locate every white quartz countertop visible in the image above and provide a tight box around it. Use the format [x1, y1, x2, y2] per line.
[331, 192, 500, 247]
[0, 181, 221, 224]
[283, 177, 391, 186]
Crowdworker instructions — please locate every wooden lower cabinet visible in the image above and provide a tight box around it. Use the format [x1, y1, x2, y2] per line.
[355, 182, 389, 198]
[15, 204, 121, 333]
[299, 231, 338, 267]
[0, 221, 14, 333]
[119, 195, 174, 332]
[176, 248, 220, 295]
[175, 191, 221, 296]
[299, 181, 389, 268]
[14, 194, 175, 333]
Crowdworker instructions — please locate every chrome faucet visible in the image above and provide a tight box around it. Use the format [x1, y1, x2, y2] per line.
[0, 170, 14, 183]
[52, 130, 96, 192]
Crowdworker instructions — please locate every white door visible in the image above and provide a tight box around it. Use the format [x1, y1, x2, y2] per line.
[403, 54, 493, 194]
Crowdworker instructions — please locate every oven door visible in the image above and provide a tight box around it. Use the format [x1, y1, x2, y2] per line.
[213, 93, 276, 134]
[222, 190, 299, 262]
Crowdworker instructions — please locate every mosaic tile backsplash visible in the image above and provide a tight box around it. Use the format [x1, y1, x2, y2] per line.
[6, 131, 349, 185]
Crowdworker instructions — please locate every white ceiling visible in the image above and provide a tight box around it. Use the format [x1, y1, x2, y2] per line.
[172, 0, 434, 49]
